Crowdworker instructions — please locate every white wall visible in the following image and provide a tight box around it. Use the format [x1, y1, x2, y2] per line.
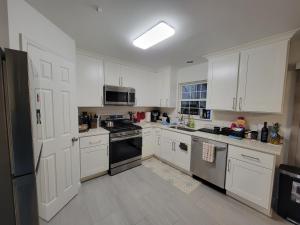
[0, 0, 9, 47]
[7, 0, 75, 61]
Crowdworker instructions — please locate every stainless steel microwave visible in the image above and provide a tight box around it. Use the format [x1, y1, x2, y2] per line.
[103, 85, 135, 106]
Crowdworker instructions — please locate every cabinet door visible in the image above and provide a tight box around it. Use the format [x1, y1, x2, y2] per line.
[80, 145, 109, 178]
[157, 68, 172, 107]
[76, 54, 103, 107]
[154, 128, 162, 157]
[104, 61, 121, 86]
[238, 40, 289, 113]
[174, 140, 191, 171]
[226, 157, 273, 209]
[160, 136, 174, 163]
[154, 135, 161, 157]
[120, 65, 136, 88]
[207, 53, 240, 111]
[142, 129, 154, 158]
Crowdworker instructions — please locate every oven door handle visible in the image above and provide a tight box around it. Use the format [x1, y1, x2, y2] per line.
[111, 134, 142, 142]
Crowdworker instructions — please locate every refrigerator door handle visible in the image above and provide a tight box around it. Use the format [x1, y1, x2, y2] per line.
[35, 143, 43, 174]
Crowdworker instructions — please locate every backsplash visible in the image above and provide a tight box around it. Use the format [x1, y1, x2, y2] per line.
[79, 106, 284, 133]
[78, 106, 158, 119]
[166, 107, 284, 132]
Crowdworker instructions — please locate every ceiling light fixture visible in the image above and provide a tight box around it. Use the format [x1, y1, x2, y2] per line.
[133, 22, 175, 50]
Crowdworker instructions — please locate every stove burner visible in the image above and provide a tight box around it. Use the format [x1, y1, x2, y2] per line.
[101, 119, 141, 133]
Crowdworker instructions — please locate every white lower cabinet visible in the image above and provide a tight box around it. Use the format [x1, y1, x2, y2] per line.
[225, 145, 275, 215]
[174, 139, 191, 171]
[159, 130, 191, 171]
[142, 128, 155, 158]
[80, 134, 109, 180]
[153, 128, 162, 157]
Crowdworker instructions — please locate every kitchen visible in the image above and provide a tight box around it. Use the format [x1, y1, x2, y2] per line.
[1, 0, 300, 225]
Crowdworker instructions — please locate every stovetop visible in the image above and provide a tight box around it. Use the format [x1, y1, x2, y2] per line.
[101, 119, 141, 133]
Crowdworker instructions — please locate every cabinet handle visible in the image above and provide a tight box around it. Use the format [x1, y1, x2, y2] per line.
[160, 99, 162, 107]
[232, 97, 236, 110]
[241, 154, 260, 162]
[227, 159, 231, 172]
[72, 137, 79, 143]
[166, 99, 168, 106]
[239, 97, 242, 111]
[121, 76, 123, 86]
[158, 137, 160, 146]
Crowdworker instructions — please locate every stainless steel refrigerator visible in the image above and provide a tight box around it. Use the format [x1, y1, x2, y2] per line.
[0, 48, 39, 225]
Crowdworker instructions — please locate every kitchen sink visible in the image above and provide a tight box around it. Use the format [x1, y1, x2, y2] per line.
[170, 126, 197, 132]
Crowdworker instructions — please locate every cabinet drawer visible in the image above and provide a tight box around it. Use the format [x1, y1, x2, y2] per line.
[228, 145, 275, 170]
[80, 135, 109, 149]
[80, 145, 109, 178]
[154, 128, 162, 135]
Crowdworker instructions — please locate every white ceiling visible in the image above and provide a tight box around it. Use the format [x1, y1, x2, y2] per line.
[26, 0, 300, 69]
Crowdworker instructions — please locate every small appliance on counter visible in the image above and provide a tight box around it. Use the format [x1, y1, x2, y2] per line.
[162, 112, 170, 124]
[145, 112, 151, 122]
[135, 112, 145, 122]
[151, 110, 160, 122]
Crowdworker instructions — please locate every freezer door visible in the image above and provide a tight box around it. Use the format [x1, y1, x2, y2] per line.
[0, 48, 16, 225]
[13, 174, 39, 225]
[3, 49, 35, 176]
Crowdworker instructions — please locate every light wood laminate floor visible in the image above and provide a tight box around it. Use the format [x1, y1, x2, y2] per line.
[40, 163, 291, 225]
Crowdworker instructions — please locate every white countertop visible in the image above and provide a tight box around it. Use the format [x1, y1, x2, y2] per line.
[78, 127, 109, 138]
[137, 122, 282, 156]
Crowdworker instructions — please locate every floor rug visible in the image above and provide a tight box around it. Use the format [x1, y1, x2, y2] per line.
[142, 157, 199, 194]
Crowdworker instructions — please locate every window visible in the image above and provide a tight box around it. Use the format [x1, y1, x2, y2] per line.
[179, 82, 211, 120]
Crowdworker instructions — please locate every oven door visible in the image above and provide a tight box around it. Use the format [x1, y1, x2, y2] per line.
[110, 135, 142, 168]
[104, 85, 129, 105]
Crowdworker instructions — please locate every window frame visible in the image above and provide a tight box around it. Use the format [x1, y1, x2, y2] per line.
[177, 81, 212, 120]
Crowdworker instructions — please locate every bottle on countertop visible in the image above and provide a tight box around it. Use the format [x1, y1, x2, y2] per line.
[260, 122, 269, 143]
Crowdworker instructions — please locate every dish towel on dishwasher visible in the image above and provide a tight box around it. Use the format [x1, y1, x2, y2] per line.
[202, 142, 215, 163]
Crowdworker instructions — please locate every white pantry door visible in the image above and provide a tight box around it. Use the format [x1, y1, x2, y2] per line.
[23, 40, 80, 221]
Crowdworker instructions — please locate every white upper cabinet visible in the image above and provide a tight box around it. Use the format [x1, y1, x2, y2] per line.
[238, 40, 289, 113]
[207, 53, 240, 111]
[206, 36, 291, 113]
[77, 53, 104, 107]
[102, 61, 175, 107]
[157, 67, 174, 107]
[104, 61, 122, 86]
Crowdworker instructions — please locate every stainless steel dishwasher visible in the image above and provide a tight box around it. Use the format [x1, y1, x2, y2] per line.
[191, 136, 228, 189]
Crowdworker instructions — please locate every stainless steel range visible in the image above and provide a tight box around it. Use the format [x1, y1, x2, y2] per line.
[102, 118, 142, 175]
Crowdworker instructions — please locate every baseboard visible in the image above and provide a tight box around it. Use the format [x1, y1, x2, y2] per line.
[80, 171, 108, 182]
[227, 191, 272, 217]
